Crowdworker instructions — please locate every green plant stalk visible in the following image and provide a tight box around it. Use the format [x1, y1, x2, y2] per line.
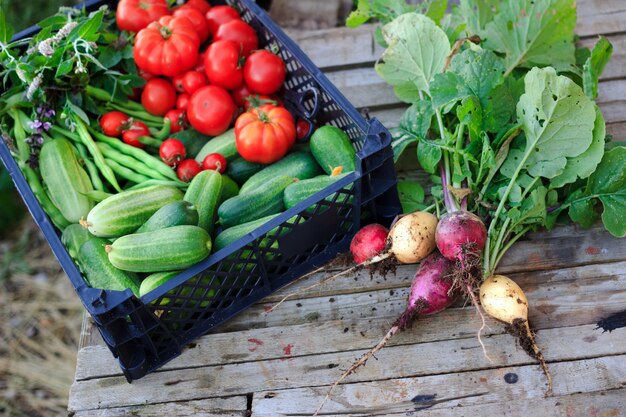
[85, 85, 145, 112]
[491, 225, 532, 275]
[489, 217, 511, 273]
[107, 103, 165, 125]
[96, 142, 171, 181]
[72, 115, 123, 192]
[104, 158, 152, 184]
[434, 106, 459, 212]
[74, 142, 106, 192]
[452, 123, 465, 189]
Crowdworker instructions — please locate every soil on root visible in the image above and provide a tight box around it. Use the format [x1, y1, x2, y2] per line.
[367, 253, 397, 279]
[506, 318, 538, 359]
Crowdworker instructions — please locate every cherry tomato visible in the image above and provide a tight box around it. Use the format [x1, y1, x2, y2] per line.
[134, 16, 200, 77]
[235, 104, 296, 164]
[230, 83, 253, 108]
[116, 0, 168, 33]
[296, 119, 311, 141]
[159, 138, 187, 166]
[177, 159, 202, 182]
[142, 78, 177, 116]
[205, 5, 241, 36]
[204, 40, 243, 90]
[172, 73, 186, 93]
[182, 70, 208, 95]
[187, 85, 236, 136]
[176, 93, 190, 110]
[99, 111, 130, 137]
[172, 7, 210, 43]
[165, 109, 188, 133]
[122, 120, 150, 148]
[179, 0, 211, 15]
[244, 50, 286, 95]
[243, 94, 277, 110]
[201, 153, 227, 173]
[214, 20, 258, 57]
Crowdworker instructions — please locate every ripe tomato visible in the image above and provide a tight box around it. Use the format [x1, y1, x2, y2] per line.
[99, 111, 130, 137]
[205, 5, 240, 36]
[165, 109, 188, 133]
[182, 70, 208, 95]
[244, 50, 286, 95]
[179, 0, 211, 15]
[202, 153, 227, 173]
[235, 104, 296, 164]
[134, 16, 200, 77]
[230, 83, 253, 108]
[187, 86, 236, 136]
[172, 73, 186, 93]
[116, 0, 168, 33]
[159, 138, 187, 166]
[176, 93, 190, 110]
[122, 121, 150, 148]
[177, 159, 202, 181]
[138, 67, 157, 81]
[141, 78, 177, 116]
[172, 7, 210, 43]
[296, 118, 312, 141]
[243, 94, 277, 110]
[214, 20, 258, 57]
[204, 40, 243, 90]
[194, 51, 206, 72]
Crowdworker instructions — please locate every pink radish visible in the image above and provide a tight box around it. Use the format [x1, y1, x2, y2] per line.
[436, 211, 487, 261]
[314, 251, 457, 415]
[350, 223, 389, 263]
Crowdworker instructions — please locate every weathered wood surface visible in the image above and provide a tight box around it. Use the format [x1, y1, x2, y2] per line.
[70, 3, 626, 416]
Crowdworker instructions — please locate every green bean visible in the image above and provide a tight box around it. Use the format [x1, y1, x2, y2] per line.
[96, 142, 170, 181]
[89, 128, 181, 182]
[85, 86, 146, 112]
[50, 125, 81, 143]
[72, 116, 123, 193]
[104, 158, 152, 184]
[80, 190, 114, 202]
[125, 179, 188, 191]
[9, 109, 30, 161]
[74, 142, 106, 192]
[148, 117, 171, 141]
[136, 135, 163, 148]
[107, 103, 165, 125]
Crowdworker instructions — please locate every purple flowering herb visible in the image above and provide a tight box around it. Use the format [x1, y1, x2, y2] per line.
[29, 120, 43, 130]
[44, 109, 56, 118]
[42, 121, 52, 131]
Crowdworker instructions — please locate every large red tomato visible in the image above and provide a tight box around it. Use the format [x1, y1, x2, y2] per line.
[213, 20, 258, 57]
[235, 104, 296, 164]
[205, 5, 241, 36]
[179, 0, 211, 15]
[134, 16, 200, 77]
[244, 50, 286, 95]
[172, 7, 210, 43]
[141, 78, 177, 116]
[187, 86, 236, 136]
[204, 40, 243, 90]
[116, 0, 169, 33]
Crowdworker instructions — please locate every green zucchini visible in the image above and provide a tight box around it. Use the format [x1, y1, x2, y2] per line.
[283, 173, 351, 209]
[106, 225, 212, 273]
[310, 125, 356, 174]
[227, 157, 264, 185]
[219, 175, 240, 204]
[239, 152, 323, 194]
[183, 170, 222, 235]
[195, 128, 238, 163]
[40, 138, 94, 223]
[214, 214, 281, 252]
[62, 224, 93, 261]
[218, 176, 295, 228]
[85, 185, 183, 238]
[78, 238, 141, 296]
[140, 271, 216, 307]
[135, 201, 199, 233]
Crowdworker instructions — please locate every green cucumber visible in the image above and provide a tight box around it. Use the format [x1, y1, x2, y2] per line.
[219, 175, 240, 204]
[283, 173, 351, 209]
[136, 201, 199, 233]
[214, 214, 281, 252]
[62, 224, 93, 260]
[240, 152, 323, 194]
[183, 170, 222, 235]
[218, 176, 295, 228]
[140, 271, 216, 307]
[310, 125, 356, 174]
[227, 157, 264, 185]
[40, 138, 94, 223]
[106, 225, 212, 273]
[85, 185, 183, 238]
[78, 238, 141, 296]
[195, 128, 238, 163]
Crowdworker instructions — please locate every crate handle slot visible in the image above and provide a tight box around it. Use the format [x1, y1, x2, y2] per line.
[358, 118, 392, 160]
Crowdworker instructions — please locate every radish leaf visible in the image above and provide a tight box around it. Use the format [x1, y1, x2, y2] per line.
[583, 37, 613, 100]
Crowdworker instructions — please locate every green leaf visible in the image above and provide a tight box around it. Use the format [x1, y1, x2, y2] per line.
[65, 99, 90, 125]
[598, 194, 626, 237]
[426, 0, 448, 25]
[37, 15, 68, 29]
[399, 99, 434, 139]
[586, 146, 626, 195]
[172, 129, 212, 159]
[583, 37, 613, 100]
[483, 0, 576, 75]
[391, 130, 418, 162]
[97, 47, 123, 69]
[397, 180, 426, 213]
[346, 0, 372, 28]
[456, 0, 500, 36]
[0, 8, 14, 44]
[67, 10, 104, 43]
[346, 0, 415, 27]
[511, 67, 596, 180]
[551, 107, 606, 188]
[517, 186, 548, 226]
[375, 13, 451, 100]
[56, 60, 74, 77]
[417, 138, 442, 174]
[568, 195, 597, 229]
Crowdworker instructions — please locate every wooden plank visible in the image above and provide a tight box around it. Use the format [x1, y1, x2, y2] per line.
[68, 323, 626, 411]
[252, 355, 626, 416]
[577, 0, 626, 37]
[72, 397, 248, 417]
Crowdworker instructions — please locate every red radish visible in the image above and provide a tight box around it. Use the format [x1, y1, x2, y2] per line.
[202, 153, 227, 173]
[350, 223, 388, 263]
[165, 109, 187, 133]
[436, 211, 487, 262]
[159, 138, 186, 166]
[314, 251, 457, 415]
[177, 159, 201, 181]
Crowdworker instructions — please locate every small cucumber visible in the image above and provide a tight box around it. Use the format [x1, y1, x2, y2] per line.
[214, 214, 281, 252]
[310, 125, 356, 174]
[219, 175, 240, 204]
[140, 271, 216, 307]
[136, 201, 199, 233]
[195, 128, 238, 163]
[239, 152, 323, 194]
[40, 138, 94, 223]
[78, 238, 141, 296]
[227, 157, 264, 185]
[218, 176, 295, 228]
[62, 224, 93, 260]
[283, 173, 351, 209]
[183, 170, 222, 235]
[85, 185, 183, 238]
[106, 225, 212, 273]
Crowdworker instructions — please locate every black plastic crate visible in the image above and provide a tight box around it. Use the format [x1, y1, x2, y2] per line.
[0, 0, 401, 381]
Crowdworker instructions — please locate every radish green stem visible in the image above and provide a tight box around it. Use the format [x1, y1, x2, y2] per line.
[490, 225, 531, 274]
